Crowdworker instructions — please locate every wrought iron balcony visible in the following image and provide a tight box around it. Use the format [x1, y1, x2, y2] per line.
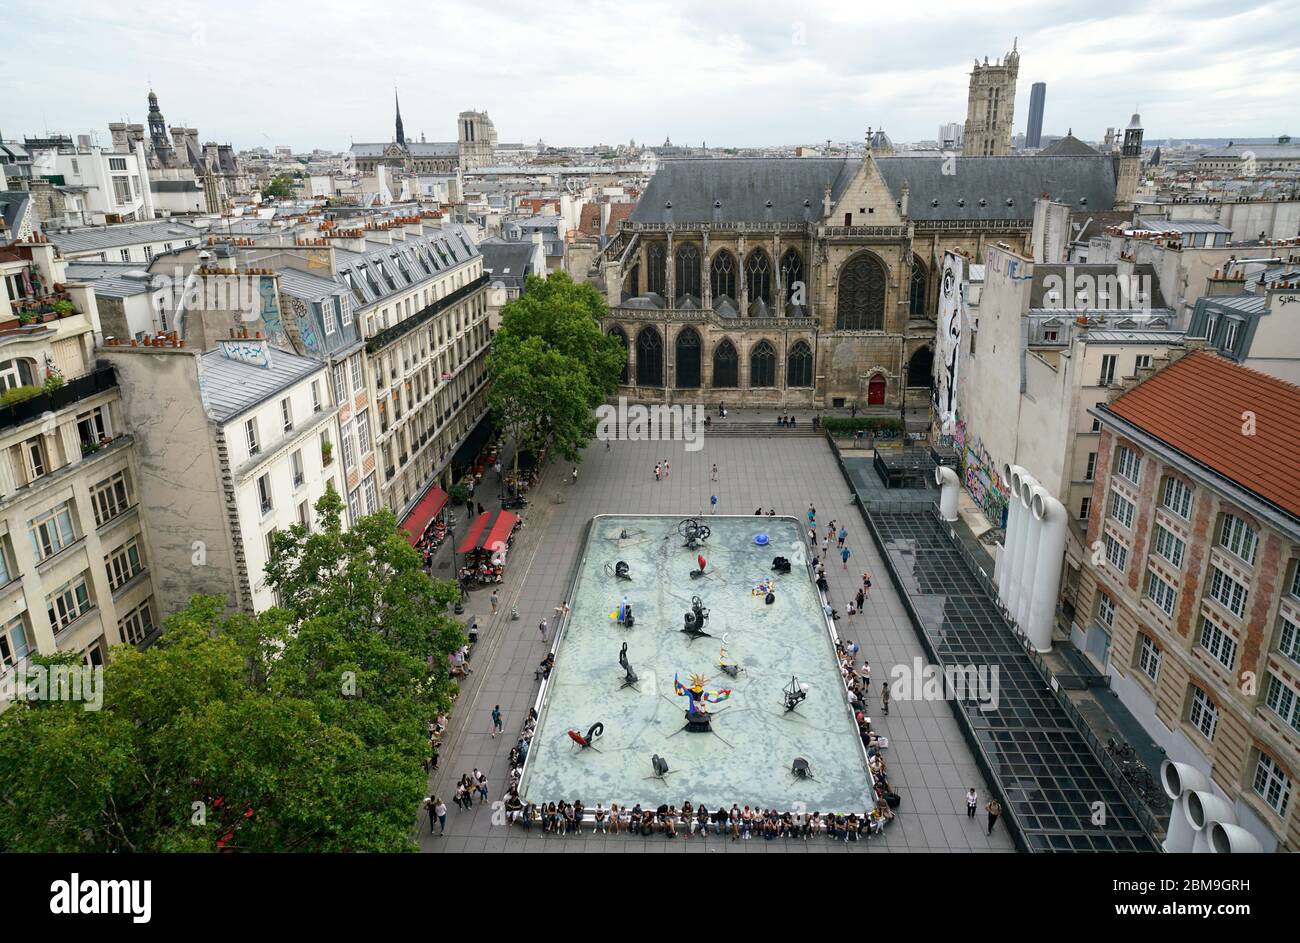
[0, 365, 117, 432]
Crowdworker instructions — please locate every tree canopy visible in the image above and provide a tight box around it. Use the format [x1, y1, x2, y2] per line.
[487, 271, 623, 467]
[0, 488, 463, 852]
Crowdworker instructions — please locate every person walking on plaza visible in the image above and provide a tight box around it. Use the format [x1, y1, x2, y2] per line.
[490, 589, 499, 615]
[654, 462, 662, 481]
[538, 619, 548, 644]
[841, 545, 851, 569]
[986, 797, 1001, 835]
[838, 524, 848, 549]
[711, 463, 718, 482]
[821, 534, 830, 556]
[475, 769, 489, 805]
[862, 571, 873, 599]
[710, 494, 718, 513]
[663, 459, 670, 479]
[491, 704, 503, 738]
[966, 788, 978, 819]
[571, 466, 578, 485]
[881, 682, 890, 715]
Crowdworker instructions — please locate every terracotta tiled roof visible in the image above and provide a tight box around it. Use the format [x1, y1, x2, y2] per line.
[1104, 351, 1300, 519]
[577, 202, 634, 237]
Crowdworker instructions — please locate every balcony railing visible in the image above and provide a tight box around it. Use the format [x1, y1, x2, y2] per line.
[0, 366, 117, 432]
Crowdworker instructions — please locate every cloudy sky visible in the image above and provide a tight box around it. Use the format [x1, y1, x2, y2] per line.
[3, 0, 1297, 151]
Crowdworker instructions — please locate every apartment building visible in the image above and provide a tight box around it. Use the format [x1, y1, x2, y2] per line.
[0, 237, 157, 702]
[1078, 351, 1300, 851]
[27, 137, 155, 226]
[102, 333, 342, 616]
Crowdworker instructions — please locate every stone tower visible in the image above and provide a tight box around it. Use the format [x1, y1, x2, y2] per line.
[457, 110, 497, 171]
[962, 41, 1020, 156]
[1115, 113, 1144, 207]
[147, 89, 175, 166]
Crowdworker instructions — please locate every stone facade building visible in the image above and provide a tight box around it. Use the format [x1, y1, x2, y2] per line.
[1079, 351, 1300, 851]
[595, 142, 1122, 415]
[963, 43, 1020, 157]
[351, 95, 497, 175]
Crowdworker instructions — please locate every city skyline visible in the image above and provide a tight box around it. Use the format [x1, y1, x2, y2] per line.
[2, 0, 1298, 152]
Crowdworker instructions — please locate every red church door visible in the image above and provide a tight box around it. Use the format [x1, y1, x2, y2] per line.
[867, 375, 887, 405]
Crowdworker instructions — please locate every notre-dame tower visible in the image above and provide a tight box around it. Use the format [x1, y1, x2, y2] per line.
[962, 41, 1020, 156]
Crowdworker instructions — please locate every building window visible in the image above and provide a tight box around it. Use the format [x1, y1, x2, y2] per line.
[1103, 533, 1128, 572]
[1218, 513, 1259, 566]
[118, 599, 153, 646]
[90, 471, 130, 526]
[1188, 685, 1218, 741]
[1097, 592, 1115, 628]
[1091, 403, 1104, 433]
[281, 397, 294, 433]
[120, 249, 131, 263]
[1109, 491, 1135, 529]
[297, 500, 311, 529]
[341, 420, 356, 469]
[1161, 477, 1192, 519]
[1207, 565, 1248, 618]
[1146, 571, 1177, 617]
[356, 410, 372, 455]
[836, 253, 887, 331]
[1138, 634, 1161, 682]
[291, 450, 305, 488]
[332, 363, 348, 402]
[1085, 452, 1097, 481]
[1265, 673, 1300, 735]
[1114, 445, 1141, 485]
[23, 437, 48, 481]
[340, 296, 354, 327]
[1135, 354, 1151, 369]
[1, 616, 31, 671]
[1152, 524, 1186, 569]
[311, 380, 322, 413]
[322, 299, 338, 336]
[77, 406, 110, 448]
[749, 341, 776, 388]
[363, 476, 379, 515]
[1099, 354, 1117, 385]
[350, 354, 364, 392]
[105, 537, 144, 591]
[1253, 753, 1292, 817]
[29, 502, 77, 560]
[257, 473, 273, 515]
[1078, 496, 1091, 521]
[786, 341, 813, 388]
[1198, 616, 1238, 670]
[47, 575, 93, 632]
[1223, 319, 1239, 349]
[246, 418, 261, 456]
[347, 487, 362, 522]
[1279, 614, 1300, 664]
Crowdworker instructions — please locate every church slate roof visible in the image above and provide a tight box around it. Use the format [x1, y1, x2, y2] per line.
[349, 141, 459, 158]
[629, 156, 1117, 225]
[1038, 134, 1102, 157]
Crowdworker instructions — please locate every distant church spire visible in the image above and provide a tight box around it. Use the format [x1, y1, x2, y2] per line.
[395, 88, 405, 146]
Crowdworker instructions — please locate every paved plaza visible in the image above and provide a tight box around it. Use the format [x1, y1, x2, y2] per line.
[423, 432, 1015, 852]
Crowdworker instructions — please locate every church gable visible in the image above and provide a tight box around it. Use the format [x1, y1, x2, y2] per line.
[828, 149, 902, 227]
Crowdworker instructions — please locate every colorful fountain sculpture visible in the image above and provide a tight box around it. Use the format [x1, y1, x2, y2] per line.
[674, 672, 731, 732]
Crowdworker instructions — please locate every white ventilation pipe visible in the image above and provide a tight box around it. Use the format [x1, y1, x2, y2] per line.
[936, 465, 960, 521]
[997, 464, 1027, 609]
[1026, 488, 1067, 652]
[1004, 466, 1035, 623]
[1160, 760, 1210, 853]
[1209, 821, 1263, 854]
[1186, 790, 1236, 853]
[1014, 476, 1042, 630]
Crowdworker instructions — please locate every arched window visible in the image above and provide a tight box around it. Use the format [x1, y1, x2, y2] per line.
[710, 250, 737, 301]
[623, 263, 639, 299]
[635, 327, 663, 386]
[749, 340, 776, 387]
[675, 245, 701, 305]
[646, 244, 666, 297]
[910, 256, 929, 317]
[780, 249, 804, 314]
[786, 341, 813, 387]
[836, 253, 887, 331]
[907, 346, 934, 388]
[745, 249, 771, 311]
[675, 327, 701, 388]
[608, 326, 628, 384]
[712, 338, 738, 388]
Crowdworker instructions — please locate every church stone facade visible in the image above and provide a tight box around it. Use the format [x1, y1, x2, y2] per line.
[596, 143, 1122, 415]
[351, 95, 497, 175]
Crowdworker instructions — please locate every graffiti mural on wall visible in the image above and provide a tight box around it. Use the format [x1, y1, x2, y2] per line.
[258, 277, 287, 348]
[942, 418, 1009, 528]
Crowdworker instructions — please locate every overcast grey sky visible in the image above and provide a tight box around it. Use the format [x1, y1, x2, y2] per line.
[3, 0, 1297, 151]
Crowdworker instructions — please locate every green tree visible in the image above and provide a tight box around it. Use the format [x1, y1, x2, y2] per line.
[0, 489, 463, 852]
[488, 271, 623, 471]
[263, 175, 295, 200]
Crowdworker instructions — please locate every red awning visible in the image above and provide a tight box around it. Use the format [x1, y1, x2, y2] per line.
[401, 485, 449, 546]
[456, 510, 520, 555]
